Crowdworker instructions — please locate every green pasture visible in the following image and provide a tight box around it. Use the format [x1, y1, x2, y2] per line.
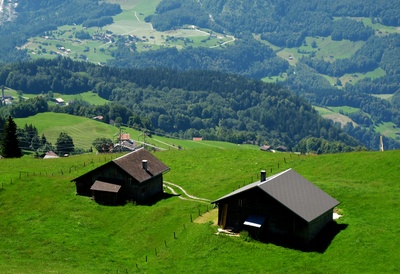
[339, 67, 386, 86]
[0, 147, 400, 273]
[276, 36, 365, 64]
[372, 94, 393, 100]
[53, 92, 109, 106]
[262, 73, 288, 83]
[374, 122, 399, 139]
[328, 106, 361, 114]
[1, 88, 108, 106]
[341, 17, 400, 36]
[313, 106, 334, 115]
[310, 37, 364, 60]
[105, 0, 161, 16]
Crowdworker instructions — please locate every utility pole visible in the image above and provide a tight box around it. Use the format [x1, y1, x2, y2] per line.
[119, 126, 122, 152]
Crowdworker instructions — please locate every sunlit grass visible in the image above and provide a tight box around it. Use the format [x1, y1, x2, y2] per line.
[1, 148, 400, 272]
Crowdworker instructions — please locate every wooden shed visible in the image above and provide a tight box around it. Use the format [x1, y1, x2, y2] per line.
[212, 169, 339, 242]
[71, 148, 169, 205]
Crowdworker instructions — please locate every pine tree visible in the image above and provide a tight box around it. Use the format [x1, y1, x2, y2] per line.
[55, 132, 74, 156]
[0, 116, 22, 158]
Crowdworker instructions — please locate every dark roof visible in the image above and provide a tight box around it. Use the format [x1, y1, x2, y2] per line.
[91, 180, 121, 193]
[212, 169, 339, 223]
[112, 148, 169, 183]
[260, 145, 271, 151]
[71, 148, 169, 183]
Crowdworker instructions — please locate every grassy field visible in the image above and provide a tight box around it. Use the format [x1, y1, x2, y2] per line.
[15, 113, 123, 150]
[374, 122, 400, 139]
[52, 91, 109, 106]
[313, 106, 357, 127]
[0, 146, 399, 273]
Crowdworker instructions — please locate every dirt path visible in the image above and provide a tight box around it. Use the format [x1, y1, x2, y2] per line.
[164, 181, 211, 204]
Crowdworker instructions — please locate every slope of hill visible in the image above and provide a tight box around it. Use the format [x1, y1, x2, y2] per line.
[0, 148, 399, 272]
[1, 58, 369, 152]
[14, 112, 260, 151]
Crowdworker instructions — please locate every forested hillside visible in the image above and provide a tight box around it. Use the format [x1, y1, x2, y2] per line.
[0, 58, 369, 152]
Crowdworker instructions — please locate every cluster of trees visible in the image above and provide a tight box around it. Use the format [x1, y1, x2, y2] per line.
[17, 124, 51, 153]
[293, 137, 365, 154]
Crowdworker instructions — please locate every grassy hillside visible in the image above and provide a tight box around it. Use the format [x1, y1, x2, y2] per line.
[15, 112, 259, 151]
[0, 148, 399, 273]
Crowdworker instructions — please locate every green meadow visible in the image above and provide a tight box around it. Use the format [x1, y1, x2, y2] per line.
[0, 146, 400, 273]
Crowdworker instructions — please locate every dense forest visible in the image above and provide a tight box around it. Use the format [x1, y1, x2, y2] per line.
[107, 38, 288, 79]
[0, 57, 373, 152]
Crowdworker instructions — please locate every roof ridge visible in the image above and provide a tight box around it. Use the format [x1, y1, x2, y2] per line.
[257, 168, 292, 187]
[113, 147, 143, 162]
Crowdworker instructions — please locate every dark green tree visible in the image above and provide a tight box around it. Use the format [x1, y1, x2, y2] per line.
[55, 132, 74, 156]
[0, 116, 22, 158]
[92, 138, 113, 153]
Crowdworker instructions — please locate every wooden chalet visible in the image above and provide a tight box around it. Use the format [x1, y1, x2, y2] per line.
[212, 169, 339, 242]
[71, 148, 169, 205]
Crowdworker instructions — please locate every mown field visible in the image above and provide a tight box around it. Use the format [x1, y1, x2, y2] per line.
[0, 146, 399, 273]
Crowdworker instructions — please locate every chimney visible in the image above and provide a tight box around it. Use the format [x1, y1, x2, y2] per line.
[260, 170, 266, 182]
[142, 160, 148, 171]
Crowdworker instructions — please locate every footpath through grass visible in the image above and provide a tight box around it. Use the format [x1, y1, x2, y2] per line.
[0, 149, 400, 273]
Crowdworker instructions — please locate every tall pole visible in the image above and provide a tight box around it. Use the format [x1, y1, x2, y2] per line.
[119, 126, 122, 152]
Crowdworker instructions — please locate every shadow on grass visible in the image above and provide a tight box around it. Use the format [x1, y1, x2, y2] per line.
[92, 192, 178, 206]
[137, 192, 179, 206]
[260, 222, 348, 253]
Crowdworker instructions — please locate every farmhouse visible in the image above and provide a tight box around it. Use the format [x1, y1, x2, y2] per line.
[212, 169, 339, 242]
[71, 148, 169, 205]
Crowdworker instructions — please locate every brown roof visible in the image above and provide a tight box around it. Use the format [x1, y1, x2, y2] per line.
[120, 133, 131, 140]
[90, 180, 121, 193]
[112, 148, 169, 183]
[71, 148, 169, 184]
[212, 169, 339, 223]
